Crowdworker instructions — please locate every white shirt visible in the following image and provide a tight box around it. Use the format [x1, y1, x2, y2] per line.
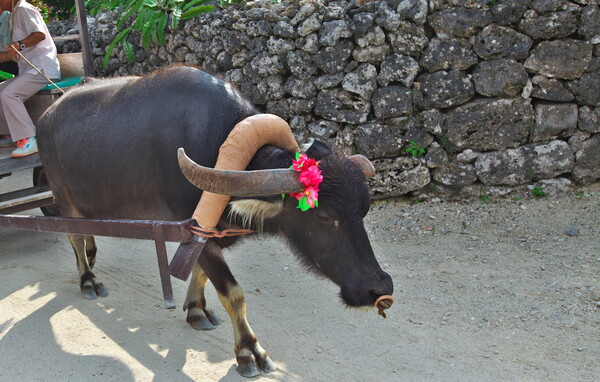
[11, 0, 60, 79]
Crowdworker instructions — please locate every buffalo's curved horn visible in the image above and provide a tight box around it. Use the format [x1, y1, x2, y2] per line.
[178, 148, 304, 197]
[348, 154, 376, 178]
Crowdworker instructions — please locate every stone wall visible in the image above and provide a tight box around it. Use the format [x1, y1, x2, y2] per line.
[53, 0, 600, 200]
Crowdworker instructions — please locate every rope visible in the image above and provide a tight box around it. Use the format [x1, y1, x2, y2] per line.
[191, 225, 255, 238]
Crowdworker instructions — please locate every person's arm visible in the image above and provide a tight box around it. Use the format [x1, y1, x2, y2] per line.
[4, 31, 45, 60]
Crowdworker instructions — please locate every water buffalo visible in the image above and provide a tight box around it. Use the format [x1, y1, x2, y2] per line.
[37, 65, 393, 377]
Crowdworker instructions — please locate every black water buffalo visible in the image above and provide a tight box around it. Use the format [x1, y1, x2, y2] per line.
[37, 65, 393, 377]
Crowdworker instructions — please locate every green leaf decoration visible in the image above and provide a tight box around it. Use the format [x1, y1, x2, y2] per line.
[298, 197, 310, 212]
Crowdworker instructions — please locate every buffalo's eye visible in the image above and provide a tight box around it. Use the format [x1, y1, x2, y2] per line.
[316, 211, 334, 224]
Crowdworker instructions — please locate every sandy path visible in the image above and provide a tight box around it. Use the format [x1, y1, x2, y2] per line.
[1, 169, 598, 381]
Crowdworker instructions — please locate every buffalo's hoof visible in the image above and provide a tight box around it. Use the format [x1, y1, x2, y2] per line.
[258, 355, 277, 374]
[81, 279, 109, 299]
[187, 309, 222, 331]
[237, 360, 261, 378]
[237, 352, 276, 378]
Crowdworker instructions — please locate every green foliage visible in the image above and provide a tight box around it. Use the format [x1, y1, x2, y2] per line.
[480, 195, 490, 204]
[28, 1, 75, 22]
[531, 186, 546, 198]
[45, 0, 75, 20]
[86, 0, 219, 68]
[405, 140, 426, 158]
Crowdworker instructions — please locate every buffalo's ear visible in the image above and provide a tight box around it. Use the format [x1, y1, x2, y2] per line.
[304, 139, 334, 160]
[248, 145, 293, 170]
[228, 198, 283, 231]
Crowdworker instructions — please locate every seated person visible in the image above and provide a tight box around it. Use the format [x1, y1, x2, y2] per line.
[0, 0, 60, 157]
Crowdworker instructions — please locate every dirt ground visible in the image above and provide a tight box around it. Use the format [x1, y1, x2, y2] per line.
[1, 169, 598, 382]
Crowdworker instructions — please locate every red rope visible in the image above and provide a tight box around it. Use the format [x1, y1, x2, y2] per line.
[191, 225, 255, 238]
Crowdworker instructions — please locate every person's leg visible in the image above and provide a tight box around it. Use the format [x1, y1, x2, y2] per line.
[0, 73, 49, 141]
[0, 79, 12, 137]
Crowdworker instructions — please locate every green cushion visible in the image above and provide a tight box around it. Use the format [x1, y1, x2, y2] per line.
[0, 70, 14, 81]
[40, 76, 83, 91]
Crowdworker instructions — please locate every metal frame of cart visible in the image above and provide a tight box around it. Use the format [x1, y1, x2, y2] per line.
[1, 0, 193, 309]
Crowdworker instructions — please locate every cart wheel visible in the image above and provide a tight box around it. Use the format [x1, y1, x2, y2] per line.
[33, 166, 60, 216]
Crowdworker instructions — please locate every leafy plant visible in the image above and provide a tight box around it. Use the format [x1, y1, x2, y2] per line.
[480, 195, 490, 204]
[531, 186, 546, 198]
[86, 0, 218, 68]
[405, 140, 426, 158]
[45, 0, 76, 20]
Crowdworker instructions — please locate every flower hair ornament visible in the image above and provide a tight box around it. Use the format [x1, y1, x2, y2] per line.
[285, 153, 323, 211]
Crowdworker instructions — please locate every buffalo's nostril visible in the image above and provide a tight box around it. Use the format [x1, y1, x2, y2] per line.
[369, 288, 390, 296]
[368, 272, 394, 317]
[369, 272, 394, 297]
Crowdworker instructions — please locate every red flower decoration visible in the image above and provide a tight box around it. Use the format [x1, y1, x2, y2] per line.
[288, 153, 322, 211]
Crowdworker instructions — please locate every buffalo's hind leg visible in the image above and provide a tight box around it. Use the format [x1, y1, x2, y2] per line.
[198, 240, 276, 378]
[68, 234, 108, 299]
[184, 263, 222, 330]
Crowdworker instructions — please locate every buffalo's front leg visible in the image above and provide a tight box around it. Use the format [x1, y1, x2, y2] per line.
[184, 263, 222, 330]
[198, 240, 276, 378]
[68, 234, 108, 299]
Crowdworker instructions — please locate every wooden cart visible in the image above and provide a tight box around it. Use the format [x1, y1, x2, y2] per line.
[0, 0, 197, 309]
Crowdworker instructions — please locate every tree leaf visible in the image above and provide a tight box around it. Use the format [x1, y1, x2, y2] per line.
[183, 0, 211, 11]
[156, 12, 168, 45]
[142, 0, 159, 9]
[117, 1, 142, 29]
[182, 5, 215, 19]
[142, 20, 153, 49]
[123, 41, 136, 63]
[133, 7, 147, 31]
[103, 27, 132, 69]
[171, 8, 181, 29]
